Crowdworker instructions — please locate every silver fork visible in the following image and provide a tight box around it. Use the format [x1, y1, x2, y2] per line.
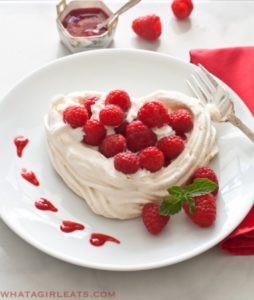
[187, 64, 254, 143]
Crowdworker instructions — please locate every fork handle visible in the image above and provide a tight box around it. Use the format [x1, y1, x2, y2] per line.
[227, 113, 254, 143]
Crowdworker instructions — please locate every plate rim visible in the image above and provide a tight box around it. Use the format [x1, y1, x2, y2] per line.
[0, 48, 253, 271]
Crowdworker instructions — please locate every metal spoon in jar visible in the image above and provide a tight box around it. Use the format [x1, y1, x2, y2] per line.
[96, 0, 142, 31]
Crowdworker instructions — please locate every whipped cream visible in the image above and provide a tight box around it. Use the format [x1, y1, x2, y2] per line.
[45, 90, 218, 219]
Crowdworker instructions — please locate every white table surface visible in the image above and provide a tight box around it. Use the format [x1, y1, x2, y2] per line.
[1, 1, 254, 299]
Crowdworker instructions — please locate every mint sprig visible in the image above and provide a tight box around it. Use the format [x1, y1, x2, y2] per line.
[159, 178, 217, 216]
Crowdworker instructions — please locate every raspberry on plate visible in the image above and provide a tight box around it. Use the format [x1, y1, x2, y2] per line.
[142, 203, 170, 235]
[126, 120, 157, 152]
[114, 152, 140, 174]
[137, 101, 169, 128]
[171, 0, 194, 20]
[83, 119, 106, 146]
[99, 104, 124, 127]
[115, 120, 129, 136]
[191, 166, 219, 195]
[169, 108, 193, 134]
[83, 96, 99, 117]
[139, 147, 165, 173]
[157, 135, 185, 160]
[105, 90, 131, 112]
[99, 134, 127, 158]
[132, 14, 162, 41]
[183, 193, 216, 227]
[63, 105, 88, 128]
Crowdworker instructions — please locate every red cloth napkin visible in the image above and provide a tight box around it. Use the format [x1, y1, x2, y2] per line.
[190, 46, 254, 255]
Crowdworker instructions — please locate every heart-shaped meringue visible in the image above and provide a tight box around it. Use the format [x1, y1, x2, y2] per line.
[45, 90, 217, 220]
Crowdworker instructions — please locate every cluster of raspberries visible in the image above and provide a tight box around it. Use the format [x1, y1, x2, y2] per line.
[143, 167, 219, 235]
[63, 89, 193, 175]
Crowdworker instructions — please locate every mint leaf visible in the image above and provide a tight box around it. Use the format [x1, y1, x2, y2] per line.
[167, 186, 183, 196]
[159, 196, 183, 216]
[188, 197, 196, 214]
[184, 178, 217, 197]
[159, 178, 217, 217]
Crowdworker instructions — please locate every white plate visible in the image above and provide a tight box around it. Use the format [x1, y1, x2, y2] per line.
[0, 49, 254, 271]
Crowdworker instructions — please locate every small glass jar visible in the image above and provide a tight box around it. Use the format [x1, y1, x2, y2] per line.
[56, 0, 118, 53]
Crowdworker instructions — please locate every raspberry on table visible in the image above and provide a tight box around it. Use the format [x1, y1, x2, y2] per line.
[191, 166, 219, 195]
[171, 0, 194, 20]
[99, 104, 124, 127]
[83, 119, 106, 146]
[83, 96, 99, 117]
[132, 14, 162, 41]
[137, 101, 169, 128]
[63, 105, 88, 128]
[114, 152, 140, 174]
[169, 108, 193, 134]
[157, 135, 185, 160]
[99, 134, 127, 158]
[183, 193, 216, 227]
[126, 120, 157, 152]
[105, 90, 131, 112]
[115, 120, 129, 136]
[142, 203, 170, 235]
[139, 147, 165, 173]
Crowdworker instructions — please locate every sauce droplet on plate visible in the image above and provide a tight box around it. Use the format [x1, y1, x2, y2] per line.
[90, 233, 120, 247]
[21, 168, 40, 186]
[35, 198, 58, 212]
[14, 136, 29, 157]
[60, 220, 85, 233]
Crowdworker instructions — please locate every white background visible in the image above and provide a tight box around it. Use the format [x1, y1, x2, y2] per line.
[1, 1, 254, 300]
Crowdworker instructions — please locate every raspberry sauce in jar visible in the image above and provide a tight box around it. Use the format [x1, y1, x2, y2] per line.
[62, 7, 109, 37]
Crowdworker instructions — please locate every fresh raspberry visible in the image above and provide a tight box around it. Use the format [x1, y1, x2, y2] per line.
[171, 0, 194, 20]
[169, 109, 193, 134]
[83, 119, 106, 146]
[164, 158, 171, 167]
[177, 133, 187, 141]
[132, 15, 162, 41]
[105, 90, 131, 112]
[126, 120, 157, 152]
[137, 101, 169, 128]
[114, 152, 140, 174]
[99, 134, 127, 158]
[99, 104, 124, 127]
[83, 96, 99, 117]
[115, 120, 129, 136]
[63, 105, 88, 128]
[139, 147, 165, 173]
[142, 203, 170, 235]
[191, 167, 219, 195]
[157, 135, 185, 159]
[183, 193, 216, 227]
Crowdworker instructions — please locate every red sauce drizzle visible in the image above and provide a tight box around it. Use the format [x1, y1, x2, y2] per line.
[60, 220, 85, 233]
[15, 138, 122, 246]
[90, 233, 120, 247]
[14, 136, 29, 157]
[35, 198, 58, 212]
[21, 168, 40, 186]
